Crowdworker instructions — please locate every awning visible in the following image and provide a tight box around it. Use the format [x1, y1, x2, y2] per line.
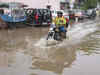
[0, 3, 9, 8]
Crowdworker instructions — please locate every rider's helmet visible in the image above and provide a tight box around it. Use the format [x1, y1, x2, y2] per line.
[57, 11, 63, 17]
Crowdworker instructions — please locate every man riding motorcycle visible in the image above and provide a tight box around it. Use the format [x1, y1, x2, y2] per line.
[53, 11, 67, 40]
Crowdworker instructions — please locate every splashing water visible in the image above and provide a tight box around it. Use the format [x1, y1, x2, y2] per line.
[34, 38, 47, 47]
[34, 20, 98, 48]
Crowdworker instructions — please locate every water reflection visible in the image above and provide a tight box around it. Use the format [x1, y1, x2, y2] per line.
[0, 51, 8, 67]
[0, 27, 48, 51]
[79, 30, 100, 55]
[31, 46, 76, 74]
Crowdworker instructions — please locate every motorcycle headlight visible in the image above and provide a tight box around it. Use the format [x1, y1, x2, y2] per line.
[49, 28, 53, 31]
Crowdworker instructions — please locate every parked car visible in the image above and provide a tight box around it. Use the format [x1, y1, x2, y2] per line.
[74, 9, 85, 20]
[25, 8, 52, 25]
[85, 9, 96, 19]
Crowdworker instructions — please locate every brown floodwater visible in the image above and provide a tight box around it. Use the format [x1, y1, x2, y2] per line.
[0, 19, 100, 75]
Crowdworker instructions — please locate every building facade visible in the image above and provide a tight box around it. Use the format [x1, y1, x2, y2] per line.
[60, 0, 76, 10]
[0, 0, 60, 10]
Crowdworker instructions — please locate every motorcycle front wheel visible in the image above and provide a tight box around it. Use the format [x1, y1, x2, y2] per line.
[54, 32, 61, 41]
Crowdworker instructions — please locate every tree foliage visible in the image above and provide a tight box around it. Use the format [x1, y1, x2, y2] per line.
[82, 0, 99, 10]
[98, 0, 100, 2]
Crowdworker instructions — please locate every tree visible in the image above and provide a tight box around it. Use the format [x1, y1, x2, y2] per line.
[98, 0, 100, 2]
[82, 0, 98, 10]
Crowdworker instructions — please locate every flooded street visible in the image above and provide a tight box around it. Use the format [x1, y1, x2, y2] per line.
[0, 19, 100, 75]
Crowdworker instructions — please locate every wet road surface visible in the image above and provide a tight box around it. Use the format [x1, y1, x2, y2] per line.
[0, 19, 100, 75]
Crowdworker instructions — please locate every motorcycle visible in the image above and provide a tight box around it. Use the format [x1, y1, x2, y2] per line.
[46, 26, 66, 41]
